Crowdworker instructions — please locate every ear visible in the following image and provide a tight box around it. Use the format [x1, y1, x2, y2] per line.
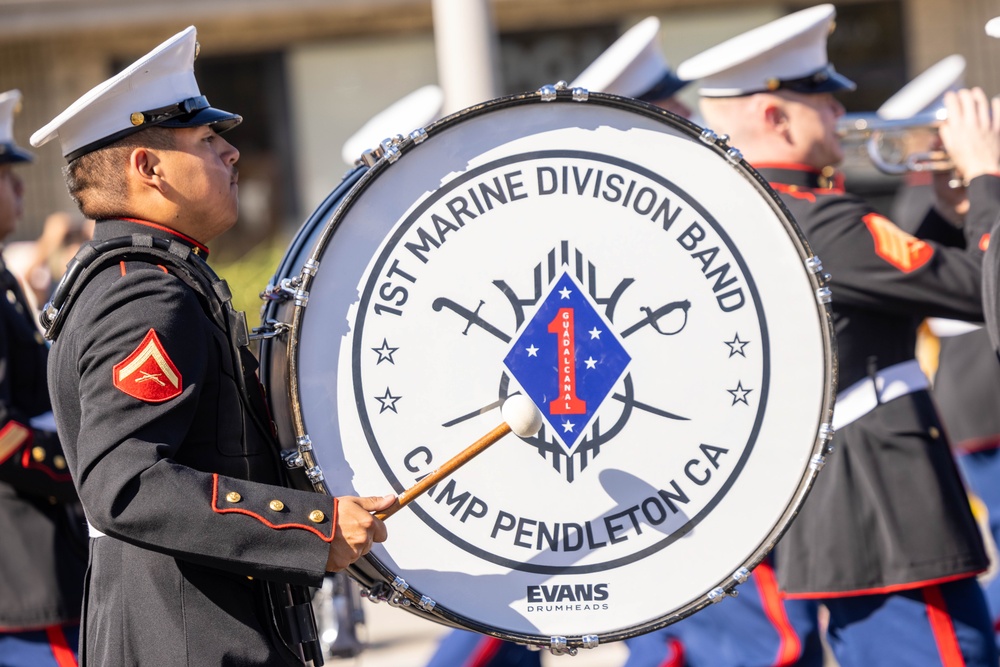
[129, 147, 166, 194]
[762, 99, 789, 134]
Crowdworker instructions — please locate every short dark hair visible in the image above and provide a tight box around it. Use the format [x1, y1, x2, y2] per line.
[63, 126, 177, 220]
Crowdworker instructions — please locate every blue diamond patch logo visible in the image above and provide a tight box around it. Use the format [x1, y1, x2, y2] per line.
[504, 272, 631, 452]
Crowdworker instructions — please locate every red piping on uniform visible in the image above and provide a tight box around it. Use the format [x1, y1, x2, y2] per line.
[783, 571, 984, 599]
[924, 585, 966, 667]
[119, 261, 127, 276]
[20, 446, 73, 482]
[754, 560, 801, 666]
[114, 218, 210, 256]
[45, 624, 78, 667]
[210, 474, 337, 542]
[156, 265, 168, 273]
[465, 636, 503, 667]
[658, 637, 685, 667]
[980, 234, 990, 252]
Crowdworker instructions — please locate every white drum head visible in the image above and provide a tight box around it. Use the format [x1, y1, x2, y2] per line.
[282, 92, 835, 646]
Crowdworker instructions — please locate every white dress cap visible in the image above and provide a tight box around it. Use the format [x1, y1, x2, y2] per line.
[341, 85, 444, 166]
[676, 4, 855, 98]
[0, 90, 32, 164]
[570, 17, 687, 101]
[877, 55, 965, 120]
[987, 17, 1000, 38]
[31, 26, 241, 161]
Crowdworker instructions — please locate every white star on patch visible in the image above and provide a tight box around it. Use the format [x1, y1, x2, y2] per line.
[559, 287, 573, 299]
[584, 357, 597, 369]
[375, 388, 402, 414]
[589, 327, 602, 340]
[727, 382, 752, 406]
[562, 420, 576, 433]
[526, 344, 539, 357]
[371, 338, 399, 365]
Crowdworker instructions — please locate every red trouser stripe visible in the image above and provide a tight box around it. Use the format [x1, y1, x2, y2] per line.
[923, 585, 966, 667]
[754, 560, 801, 666]
[45, 625, 78, 667]
[466, 636, 503, 667]
[658, 637, 685, 667]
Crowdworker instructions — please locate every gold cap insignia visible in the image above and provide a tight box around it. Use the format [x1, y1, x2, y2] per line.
[130, 112, 145, 127]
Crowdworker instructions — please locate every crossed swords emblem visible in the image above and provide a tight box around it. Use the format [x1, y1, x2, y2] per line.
[433, 243, 691, 481]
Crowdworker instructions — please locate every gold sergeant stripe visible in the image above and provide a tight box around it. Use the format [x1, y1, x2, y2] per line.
[0, 421, 30, 464]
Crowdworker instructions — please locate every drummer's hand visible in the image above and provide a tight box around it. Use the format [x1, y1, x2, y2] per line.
[939, 88, 1000, 182]
[326, 494, 394, 572]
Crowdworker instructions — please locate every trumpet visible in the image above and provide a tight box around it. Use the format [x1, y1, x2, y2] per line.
[837, 108, 950, 175]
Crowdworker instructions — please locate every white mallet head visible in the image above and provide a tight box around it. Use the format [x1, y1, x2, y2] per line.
[501, 394, 544, 438]
[987, 17, 1000, 38]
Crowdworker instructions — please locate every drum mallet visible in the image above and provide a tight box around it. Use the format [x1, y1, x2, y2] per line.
[375, 394, 543, 520]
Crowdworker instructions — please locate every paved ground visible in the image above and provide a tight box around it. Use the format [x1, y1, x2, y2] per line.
[326, 598, 628, 667]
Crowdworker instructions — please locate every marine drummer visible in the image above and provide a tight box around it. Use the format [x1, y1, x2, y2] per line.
[677, 4, 1000, 665]
[31, 26, 394, 666]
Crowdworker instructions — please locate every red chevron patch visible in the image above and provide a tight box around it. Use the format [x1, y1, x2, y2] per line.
[113, 328, 183, 402]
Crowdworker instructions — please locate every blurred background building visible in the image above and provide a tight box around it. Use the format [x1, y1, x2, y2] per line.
[1, 0, 999, 258]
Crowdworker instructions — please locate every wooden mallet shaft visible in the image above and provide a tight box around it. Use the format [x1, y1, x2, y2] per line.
[375, 422, 511, 520]
[374, 394, 542, 521]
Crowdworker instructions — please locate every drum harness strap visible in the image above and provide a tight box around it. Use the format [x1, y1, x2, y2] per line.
[41, 234, 325, 667]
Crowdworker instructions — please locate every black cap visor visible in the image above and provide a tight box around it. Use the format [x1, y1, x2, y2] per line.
[637, 70, 690, 103]
[65, 96, 242, 161]
[0, 142, 33, 164]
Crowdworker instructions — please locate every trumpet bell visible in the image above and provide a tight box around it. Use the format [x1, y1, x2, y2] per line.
[836, 109, 950, 175]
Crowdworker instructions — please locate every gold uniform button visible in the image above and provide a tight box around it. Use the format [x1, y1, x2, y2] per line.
[31, 446, 45, 462]
[225, 491, 242, 503]
[269, 500, 285, 512]
[929, 426, 941, 439]
[53, 455, 66, 470]
[308, 510, 325, 523]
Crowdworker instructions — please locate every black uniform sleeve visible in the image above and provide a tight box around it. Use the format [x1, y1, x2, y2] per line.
[0, 302, 77, 502]
[807, 174, 1000, 320]
[63, 267, 334, 586]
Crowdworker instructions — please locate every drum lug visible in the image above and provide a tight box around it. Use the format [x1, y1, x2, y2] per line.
[725, 147, 743, 164]
[410, 128, 428, 144]
[581, 635, 599, 649]
[305, 465, 325, 484]
[815, 286, 833, 304]
[571, 87, 589, 102]
[809, 454, 828, 472]
[707, 586, 737, 602]
[804, 256, 824, 275]
[819, 423, 835, 456]
[548, 636, 576, 656]
[261, 276, 311, 308]
[418, 595, 436, 612]
[731, 567, 751, 584]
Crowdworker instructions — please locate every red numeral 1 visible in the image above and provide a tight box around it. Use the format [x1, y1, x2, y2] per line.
[548, 308, 587, 415]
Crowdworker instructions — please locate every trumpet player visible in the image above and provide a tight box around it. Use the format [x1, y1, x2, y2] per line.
[878, 53, 1000, 654]
[678, 3, 1000, 665]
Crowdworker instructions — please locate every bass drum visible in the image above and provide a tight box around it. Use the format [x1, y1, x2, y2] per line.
[259, 86, 836, 652]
